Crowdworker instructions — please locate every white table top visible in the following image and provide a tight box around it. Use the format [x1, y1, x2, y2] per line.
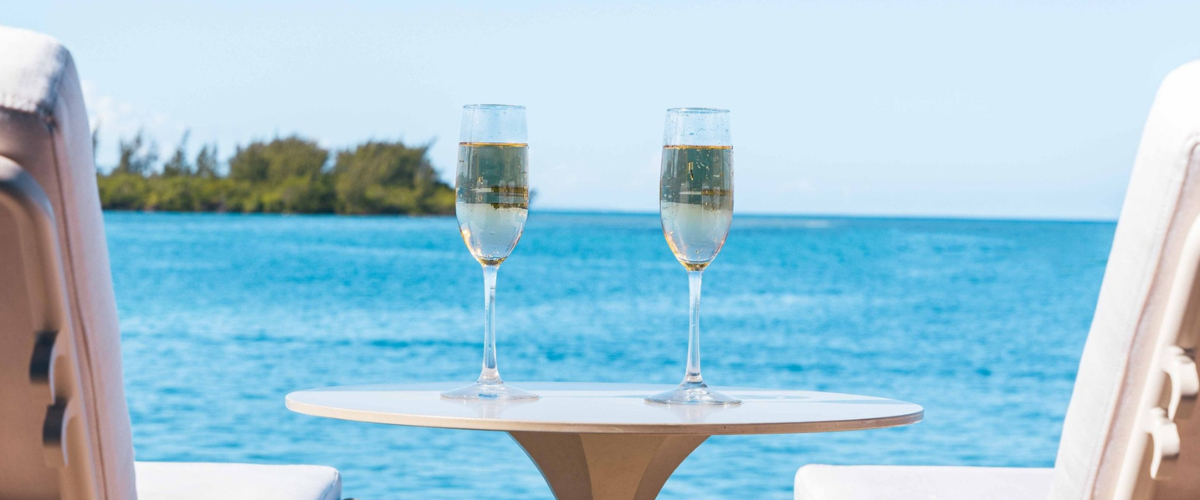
[286, 382, 923, 435]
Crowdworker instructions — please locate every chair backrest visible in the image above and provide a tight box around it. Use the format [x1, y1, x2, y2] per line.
[0, 25, 137, 500]
[1052, 61, 1200, 500]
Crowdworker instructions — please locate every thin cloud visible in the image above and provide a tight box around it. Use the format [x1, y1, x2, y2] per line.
[81, 79, 188, 170]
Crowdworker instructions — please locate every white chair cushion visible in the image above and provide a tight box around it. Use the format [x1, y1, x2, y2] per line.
[0, 24, 136, 500]
[135, 462, 342, 500]
[795, 465, 1053, 500]
[1052, 60, 1200, 499]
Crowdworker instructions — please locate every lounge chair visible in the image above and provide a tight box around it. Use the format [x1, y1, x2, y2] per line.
[795, 61, 1200, 499]
[0, 25, 343, 500]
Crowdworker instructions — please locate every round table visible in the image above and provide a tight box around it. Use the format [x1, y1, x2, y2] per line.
[286, 382, 923, 500]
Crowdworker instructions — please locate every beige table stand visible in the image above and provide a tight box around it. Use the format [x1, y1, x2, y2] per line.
[286, 382, 922, 500]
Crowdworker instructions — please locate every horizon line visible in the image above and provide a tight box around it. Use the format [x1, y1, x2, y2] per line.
[533, 208, 1118, 224]
[101, 208, 1119, 224]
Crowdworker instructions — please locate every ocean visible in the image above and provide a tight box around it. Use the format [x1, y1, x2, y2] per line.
[106, 212, 1114, 499]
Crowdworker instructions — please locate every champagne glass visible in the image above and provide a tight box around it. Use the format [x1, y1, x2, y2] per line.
[646, 108, 740, 406]
[441, 104, 537, 401]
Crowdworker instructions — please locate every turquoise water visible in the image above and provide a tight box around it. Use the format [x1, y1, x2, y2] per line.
[107, 212, 1113, 499]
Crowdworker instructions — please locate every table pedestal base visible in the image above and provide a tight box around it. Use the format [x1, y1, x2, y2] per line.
[510, 432, 708, 500]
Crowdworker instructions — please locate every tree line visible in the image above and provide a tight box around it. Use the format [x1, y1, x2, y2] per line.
[95, 130, 455, 215]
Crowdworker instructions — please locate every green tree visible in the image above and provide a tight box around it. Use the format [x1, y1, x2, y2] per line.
[228, 136, 333, 213]
[229, 136, 328, 183]
[97, 173, 149, 210]
[112, 129, 158, 176]
[161, 131, 192, 177]
[195, 143, 219, 179]
[332, 140, 453, 215]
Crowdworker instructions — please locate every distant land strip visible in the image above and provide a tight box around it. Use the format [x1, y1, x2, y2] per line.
[95, 130, 454, 215]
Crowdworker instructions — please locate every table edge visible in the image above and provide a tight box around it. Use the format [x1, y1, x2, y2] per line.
[284, 394, 924, 435]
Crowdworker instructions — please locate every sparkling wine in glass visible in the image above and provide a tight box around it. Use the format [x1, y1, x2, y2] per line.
[441, 104, 537, 401]
[646, 108, 740, 406]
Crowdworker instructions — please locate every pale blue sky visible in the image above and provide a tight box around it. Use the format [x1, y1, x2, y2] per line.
[9, 0, 1200, 219]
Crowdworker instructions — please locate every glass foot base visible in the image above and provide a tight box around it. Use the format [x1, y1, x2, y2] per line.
[440, 381, 539, 401]
[645, 381, 742, 406]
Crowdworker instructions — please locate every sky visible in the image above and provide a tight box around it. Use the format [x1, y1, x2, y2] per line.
[7, 0, 1200, 219]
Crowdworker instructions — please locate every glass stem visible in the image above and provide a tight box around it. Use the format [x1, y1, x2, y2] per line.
[684, 270, 704, 385]
[478, 264, 501, 384]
